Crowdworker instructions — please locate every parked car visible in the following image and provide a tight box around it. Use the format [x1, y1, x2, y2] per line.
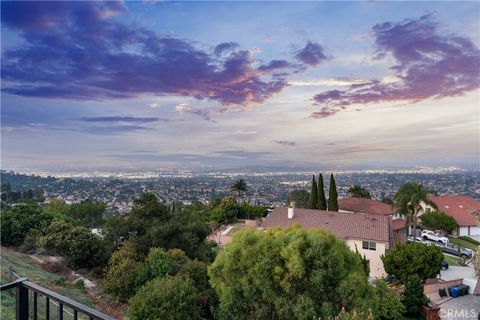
[438, 243, 473, 259]
[421, 230, 449, 244]
[441, 260, 449, 271]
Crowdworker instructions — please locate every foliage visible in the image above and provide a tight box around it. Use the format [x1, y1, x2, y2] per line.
[382, 242, 443, 283]
[347, 185, 371, 199]
[317, 173, 327, 210]
[331, 308, 374, 320]
[394, 182, 435, 236]
[457, 236, 480, 245]
[43, 199, 70, 216]
[328, 173, 339, 211]
[39, 221, 109, 269]
[473, 247, 480, 279]
[103, 193, 213, 261]
[309, 175, 318, 209]
[237, 203, 268, 220]
[68, 199, 106, 228]
[0, 204, 61, 246]
[208, 225, 372, 319]
[135, 248, 177, 287]
[371, 279, 405, 320]
[208, 196, 240, 224]
[105, 240, 143, 301]
[287, 190, 310, 208]
[420, 210, 457, 234]
[401, 275, 428, 318]
[354, 245, 370, 277]
[128, 276, 201, 320]
[381, 197, 394, 205]
[230, 179, 247, 196]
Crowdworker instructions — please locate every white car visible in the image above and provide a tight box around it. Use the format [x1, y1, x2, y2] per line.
[421, 230, 449, 244]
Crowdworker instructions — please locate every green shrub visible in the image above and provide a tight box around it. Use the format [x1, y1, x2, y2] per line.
[419, 210, 457, 234]
[128, 276, 201, 320]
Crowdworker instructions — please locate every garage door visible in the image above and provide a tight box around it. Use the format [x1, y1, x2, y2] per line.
[459, 227, 469, 236]
[469, 226, 480, 236]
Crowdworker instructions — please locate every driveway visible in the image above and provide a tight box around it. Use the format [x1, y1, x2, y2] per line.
[441, 265, 477, 294]
[439, 295, 480, 319]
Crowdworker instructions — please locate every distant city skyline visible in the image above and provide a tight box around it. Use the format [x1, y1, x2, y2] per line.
[1, 1, 479, 171]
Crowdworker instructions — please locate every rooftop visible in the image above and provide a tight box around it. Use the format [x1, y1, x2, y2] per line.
[261, 207, 391, 242]
[338, 197, 393, 216]
[427, 195, 480, 227]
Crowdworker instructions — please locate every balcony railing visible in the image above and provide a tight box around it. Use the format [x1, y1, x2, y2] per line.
[1, 277, 115, 320]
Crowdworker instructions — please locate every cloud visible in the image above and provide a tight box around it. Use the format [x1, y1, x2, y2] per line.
[311, 14, 480, 118]
[272, 140, 297, 146]
[294, 41, 328, 66]
[289, 78, 368, 87]
[174, 103, 215, 122]
[76, 116, 161, 123]
[257, 60, 291, 72]
[175, 103, 190, 113]
[148, 103, 161, 109]
[1, 2, 289, 107]
[232, 130, 257, 135]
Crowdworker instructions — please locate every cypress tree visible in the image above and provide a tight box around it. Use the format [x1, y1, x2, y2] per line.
[309, 175, 318, 209]
[317, 173, 327, 210]
[327, 173, 338, 211]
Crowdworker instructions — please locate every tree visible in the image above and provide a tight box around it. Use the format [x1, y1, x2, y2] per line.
[105, 240, 143, 301]
[419, 210, 457, 234]
[328, 173, 339, 211]
[287, 190, 310, 209]
[1, 204, 42, 246]
[309, 175, 318, 209]
[43, 199, 70, 216]
[394, 183, 436, 238]
[208, 226, 373, 319]
[381, 242, 443, 283]
[401, 275, 428, 318]
[68, 199, 106, 228]
[317, 173, 327, 210]
[128, 276, 202, 320]
[230, 179, 247, 197]
[381, 197, 393, 205]
[347, 185, 371, 199]
[371, 279, 405, 320]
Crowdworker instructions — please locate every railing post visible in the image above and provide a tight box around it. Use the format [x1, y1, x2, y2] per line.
[16, 283, 29, 320]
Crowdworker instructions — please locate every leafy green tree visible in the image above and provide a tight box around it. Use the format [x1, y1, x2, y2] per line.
[237, 203, 268, 220]
[328, 173, 339, 211]
[209, 196, 240, 224]
[381, 197, 394, 205]
[208, 226, 372, 319]
[419, 210, 457, 234]
[371, 279, 405, 320]
[394, 182, 436, 238]
[309, 175, 318, 209]
[230, 179, 247, 197]
[105, 240, 143, 301]
[135, 248, 177, 287]
[128, 276, 202, 320]
[382, 242, 443, 283]
[354, 245, 370, 277]
[317, 173, 327, 210]
[43, 199, 70, 216]
[68, 199, 106, 228]
[287, 190, 310, 209]
[347, 185, 371, 199]
[401, 275, 428, 318]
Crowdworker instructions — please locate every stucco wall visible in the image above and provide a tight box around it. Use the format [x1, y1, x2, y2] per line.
[346, 239, 387, 279]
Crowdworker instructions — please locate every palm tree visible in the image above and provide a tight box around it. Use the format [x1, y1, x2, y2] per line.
[231, 179, 247, 197]
[393, 183, 436, 239]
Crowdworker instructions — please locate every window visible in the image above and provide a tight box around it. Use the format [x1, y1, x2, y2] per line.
[362, 241, 376, 251]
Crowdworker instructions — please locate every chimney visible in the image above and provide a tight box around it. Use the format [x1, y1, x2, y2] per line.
[288, 202, 295, 219]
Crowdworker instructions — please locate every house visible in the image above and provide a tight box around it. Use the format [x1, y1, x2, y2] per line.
[260, 203, 393, 278]
[421, 195, 480, 237]
[339, 197, 408, 243]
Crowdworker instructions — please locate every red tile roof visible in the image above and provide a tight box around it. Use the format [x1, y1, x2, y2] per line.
[338, 197, 393, 216]
[427, 195, 480, 227]
[392, 218, 408, 230]
[260, 207, 390, 242]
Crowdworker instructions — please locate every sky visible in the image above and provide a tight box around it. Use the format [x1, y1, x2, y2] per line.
[1, 1, 479, 171]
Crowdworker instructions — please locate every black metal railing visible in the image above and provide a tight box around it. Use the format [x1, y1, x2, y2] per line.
[1, 277, 115, 320]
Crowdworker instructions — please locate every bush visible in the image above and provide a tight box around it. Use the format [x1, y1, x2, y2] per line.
[401, 275, 428, 318]
[458, 236, 480, 245]
[420, 210, 457, 234]
[371, 279, 405, 320]
[135, 248, 176, 287]
[0, 204, 41, 246]
[128, 276, 201, 320]
[105, 241, 143, 302]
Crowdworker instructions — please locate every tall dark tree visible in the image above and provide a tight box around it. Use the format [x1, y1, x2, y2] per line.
[347, 185, 371, 199]
[309, 175, 318, 209]
[317, 173, 327, 210]
[328, 173, 338, 211]
[231, 179, 247, 197]
[287, 190, 310, 209]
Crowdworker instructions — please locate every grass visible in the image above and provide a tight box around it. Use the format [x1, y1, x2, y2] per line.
[448, 236, 479, 251]
[443, 254, 464, 267]
[0, 247, 95, 320]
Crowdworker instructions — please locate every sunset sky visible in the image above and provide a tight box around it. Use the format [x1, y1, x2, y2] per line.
[1, 1, 479, 171]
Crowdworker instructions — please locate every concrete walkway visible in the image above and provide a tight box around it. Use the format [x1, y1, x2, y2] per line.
[441, 265, 477, 295]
